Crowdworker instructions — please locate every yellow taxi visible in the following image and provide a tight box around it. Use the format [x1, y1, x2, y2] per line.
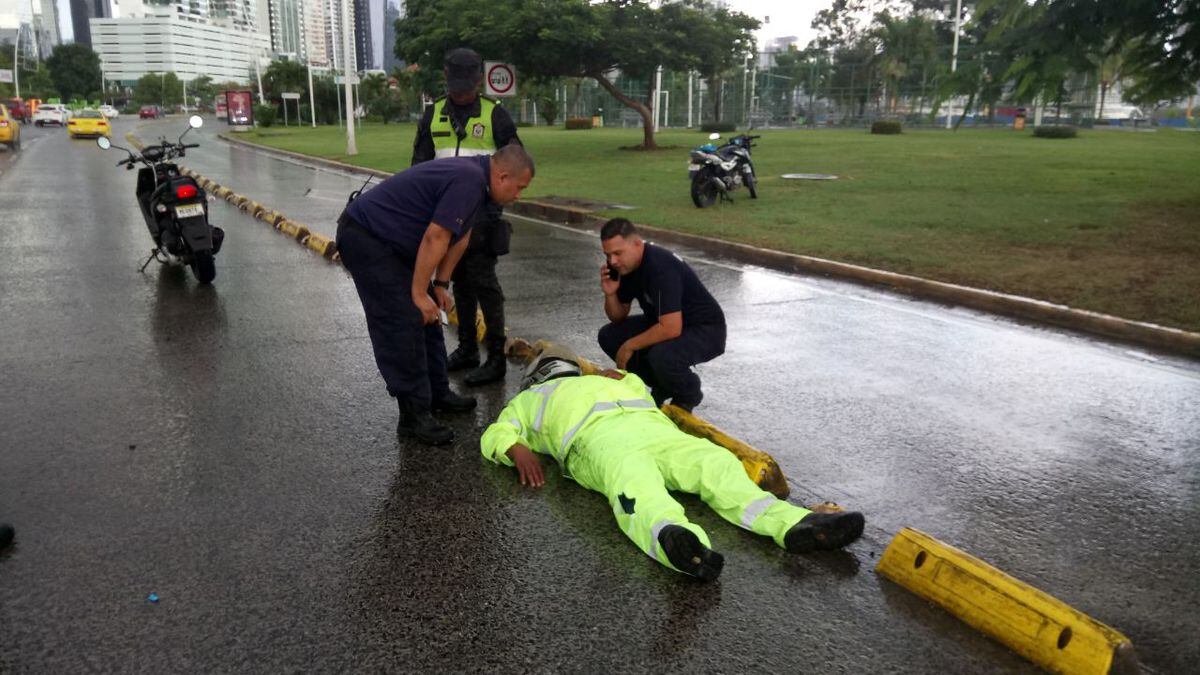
[0, 103, 20, 151]
[67, 109, 111, 139]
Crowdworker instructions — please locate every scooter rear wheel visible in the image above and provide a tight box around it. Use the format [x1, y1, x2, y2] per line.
[190, 251, 216, 284]
[691, 170, 719, 208]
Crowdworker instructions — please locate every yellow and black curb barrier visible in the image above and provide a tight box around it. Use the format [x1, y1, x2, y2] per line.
[876, 528, 1138, 674]
[175, 166, 340, 262]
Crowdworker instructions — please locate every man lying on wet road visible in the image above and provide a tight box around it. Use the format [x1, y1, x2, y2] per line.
[480, 348, 865, 580]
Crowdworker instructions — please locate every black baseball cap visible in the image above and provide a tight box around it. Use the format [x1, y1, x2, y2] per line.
[444, 48, 483, 94]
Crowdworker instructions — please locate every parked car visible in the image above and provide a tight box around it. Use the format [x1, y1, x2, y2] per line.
[2, 98, 31, 123]
[32, 103, 71, 126]
[98, 104, 120, 119]
[67, 109, 111, 138]
[0, 104, 21, 150]
[139, 105, 164, 119]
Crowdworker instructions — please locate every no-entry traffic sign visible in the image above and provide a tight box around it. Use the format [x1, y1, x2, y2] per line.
[485, 62, 517, 97]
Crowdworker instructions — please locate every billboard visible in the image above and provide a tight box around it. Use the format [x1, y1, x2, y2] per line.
[225, 90, 254, 126]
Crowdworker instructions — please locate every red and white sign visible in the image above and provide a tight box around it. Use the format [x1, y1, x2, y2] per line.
[485, 62, 517, 98]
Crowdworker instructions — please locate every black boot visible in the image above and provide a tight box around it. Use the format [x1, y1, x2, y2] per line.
[465, 340, 507, 386]
[446, 344, 480, 372]
[0, 523, 13, 551]
[784, 511, 865, 553]
[432, 389, 477, 413]
[658, 524, 724, 581]
[397, 398, 453, 445]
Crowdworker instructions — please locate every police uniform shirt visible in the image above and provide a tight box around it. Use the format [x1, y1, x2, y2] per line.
[346, 155, 491, 261]
[411, 96, 521, 165]
[616, 243, 725, 327]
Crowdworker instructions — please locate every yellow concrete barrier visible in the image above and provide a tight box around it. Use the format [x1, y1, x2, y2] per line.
[661, 404, 790, 500]
[277, 219, 310, 242]
[304, 232, 337, 258]
[876, 528, 1138, 675]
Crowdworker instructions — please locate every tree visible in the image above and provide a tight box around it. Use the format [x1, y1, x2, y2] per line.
[262, 59, 307, 100]
[45, 43, 102, 101]
[189, 75, 217, 107]
[132, 72, 181, 107]
[682, 1, 760, 124]
[395, 0, 757, 149]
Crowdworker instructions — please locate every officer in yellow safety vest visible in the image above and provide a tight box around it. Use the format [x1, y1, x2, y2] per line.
[481, 352, 866, 581]
[412, 48, 523, 387]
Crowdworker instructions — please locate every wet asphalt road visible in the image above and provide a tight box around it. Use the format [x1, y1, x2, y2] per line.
[1, 116, 1197, 673]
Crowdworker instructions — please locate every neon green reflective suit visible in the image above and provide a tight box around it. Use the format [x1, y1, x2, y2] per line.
[480, 372, 813, 574]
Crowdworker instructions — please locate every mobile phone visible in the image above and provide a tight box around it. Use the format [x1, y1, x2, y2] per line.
[607, 266, 619, 281]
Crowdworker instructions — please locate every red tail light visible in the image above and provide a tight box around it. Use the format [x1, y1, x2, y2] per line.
[175, 185, 198, 199]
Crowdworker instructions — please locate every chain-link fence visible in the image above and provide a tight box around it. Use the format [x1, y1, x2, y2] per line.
[500, 51, 1187, 130]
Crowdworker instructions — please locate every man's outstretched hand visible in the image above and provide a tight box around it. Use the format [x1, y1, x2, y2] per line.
[506, 444, 545, 487]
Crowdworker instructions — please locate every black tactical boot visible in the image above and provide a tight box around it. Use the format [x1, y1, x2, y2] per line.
[397, 398, 453, 445]
[0, 523, 13, 551]
[784, 511, 865, 553]
[658, 524, 723, 581]
[465, 341, 507, 386]
[446, 344, 480, 372]
[431, 389, 477, 413]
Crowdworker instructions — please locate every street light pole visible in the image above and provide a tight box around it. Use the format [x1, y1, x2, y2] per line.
[341, 0, 357, 155]
[946, 0, 963, 130]
[307, 62, 316, 127]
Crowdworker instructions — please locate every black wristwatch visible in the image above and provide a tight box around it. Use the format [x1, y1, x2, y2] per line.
[432, 279, 451, 289]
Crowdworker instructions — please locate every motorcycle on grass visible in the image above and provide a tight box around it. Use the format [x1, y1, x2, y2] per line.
[97, 115, 224, 284]
[687, 132, 761, 208]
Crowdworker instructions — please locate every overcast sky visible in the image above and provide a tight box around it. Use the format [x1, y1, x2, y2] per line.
[725, 0, 824, 49]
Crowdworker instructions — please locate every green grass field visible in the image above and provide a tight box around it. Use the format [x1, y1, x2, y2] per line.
[240, 123, 1200, 332]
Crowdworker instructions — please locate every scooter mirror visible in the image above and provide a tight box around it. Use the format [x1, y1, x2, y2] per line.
[189, 115, 203, 129]
[708, 132, 721, 140]
[96, 137, 112, 150]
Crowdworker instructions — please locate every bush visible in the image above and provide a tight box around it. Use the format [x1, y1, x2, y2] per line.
[565, 117, 593, 130]
[254, 104, 277, 128]
[1033, 125, 1077, 139]
[516, 121, 533, 128]
[701, 121, 736, 133]
[870, 120, 902, 135]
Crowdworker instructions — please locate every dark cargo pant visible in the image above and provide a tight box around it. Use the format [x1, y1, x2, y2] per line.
[598, 316, 726, 409]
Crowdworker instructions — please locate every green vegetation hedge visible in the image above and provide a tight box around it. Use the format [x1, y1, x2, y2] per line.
[1033, 125, 1078, 139]
[254, 104, 277, 128]
[871, 120, 903, 135]
[565, 117, 593, 130]
[701, 122, 736, 133]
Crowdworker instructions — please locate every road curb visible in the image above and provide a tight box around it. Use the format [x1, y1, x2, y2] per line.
[876, 528, 1139, 674]
[215, 132, 1200, 360]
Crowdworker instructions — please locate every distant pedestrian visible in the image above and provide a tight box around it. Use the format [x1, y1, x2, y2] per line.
[412, 47, 522, 386]
[337, 144, 535, 444]
[597, 218, 726, 411]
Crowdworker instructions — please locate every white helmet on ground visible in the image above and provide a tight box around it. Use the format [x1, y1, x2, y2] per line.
[522, 356, 582, 389]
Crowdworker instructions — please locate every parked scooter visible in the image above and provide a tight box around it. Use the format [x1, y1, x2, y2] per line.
[687, 132, 761, 208]
[97, 115, 223, 283]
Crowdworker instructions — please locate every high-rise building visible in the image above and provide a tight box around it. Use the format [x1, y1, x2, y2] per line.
[302, 0, 326, 65]
[381, 0, 400, 73]
[351, 0, 371, 71]
[269, 0, 304, 60]
[70, 0, 111, 46]
[91, 0, 269, 84]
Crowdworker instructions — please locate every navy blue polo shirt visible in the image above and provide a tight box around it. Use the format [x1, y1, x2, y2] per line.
[346, 155, 490, 261]
[616, 242, 725, 327]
